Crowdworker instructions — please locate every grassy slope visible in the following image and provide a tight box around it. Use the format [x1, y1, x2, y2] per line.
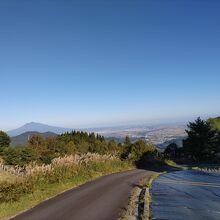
[0, 160, 133, 220]
[0, 171, 18, 183]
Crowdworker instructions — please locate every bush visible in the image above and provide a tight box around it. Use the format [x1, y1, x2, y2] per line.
[122, 140, 157, 161]
[2, 147, 38, 166]
[135, 151, 164, 168]
[0, 180, 34, 202]
[0, 131, 10, 149]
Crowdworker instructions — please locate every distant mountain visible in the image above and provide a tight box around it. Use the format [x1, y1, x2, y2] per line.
[7, 122, 72, 137]
[11, 131, 58, 146]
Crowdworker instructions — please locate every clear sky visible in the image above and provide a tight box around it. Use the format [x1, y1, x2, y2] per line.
[0, 0, 220, 130]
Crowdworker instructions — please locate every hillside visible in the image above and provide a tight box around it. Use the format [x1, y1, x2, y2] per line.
[208, 117, 220, 131]
[157, 136, 185, 150]
[11, 131, 58, 146]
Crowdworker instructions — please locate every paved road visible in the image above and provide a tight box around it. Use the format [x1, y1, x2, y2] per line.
[12, 169, 155, 220]
[151, 170, 220, 220]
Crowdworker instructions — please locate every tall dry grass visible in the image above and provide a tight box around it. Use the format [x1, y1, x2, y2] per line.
[25, 153, 116, 176]
[0, 153, 120, 203]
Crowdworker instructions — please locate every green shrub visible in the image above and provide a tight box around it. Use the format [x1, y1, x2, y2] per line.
[0, 180, 34, 202]
[2, 147, 38, 166]
[135, 151, 165, 168]
[121, 140, 157, 162]
[0, 131, 10, 149]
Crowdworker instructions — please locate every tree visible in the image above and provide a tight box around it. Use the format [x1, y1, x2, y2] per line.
[124, 136, 131, 146]
[65, 141, 77, 154]
[107, 140, 118, 153]
[0, 131, 10, 148]
[28, 135, 45, 148]
[164, 143, 178, 158]
[183, 117, 218, 162]
[127, 140, 156, 161]
[3, 147, 38, 166]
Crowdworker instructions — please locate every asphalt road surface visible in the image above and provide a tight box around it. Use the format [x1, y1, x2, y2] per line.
[11, 169, 155, 220]
[151, 170, 220, 220]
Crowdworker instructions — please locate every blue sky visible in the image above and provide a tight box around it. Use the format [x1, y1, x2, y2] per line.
[0, 0, 220, 130]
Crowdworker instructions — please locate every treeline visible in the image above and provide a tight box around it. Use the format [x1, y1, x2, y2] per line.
[0, 131, 122, 166]
[0, 130, 161, 167]
[164, 117, 220, 163]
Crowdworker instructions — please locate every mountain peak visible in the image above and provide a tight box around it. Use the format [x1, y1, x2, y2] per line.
[25, 122, 46, 125]
[23, 122, 47, 127]
[26, 122, 36, 125]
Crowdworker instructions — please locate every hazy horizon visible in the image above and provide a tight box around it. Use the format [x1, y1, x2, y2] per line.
[1, 0, 220, 130]
[3, 112, 220, 132]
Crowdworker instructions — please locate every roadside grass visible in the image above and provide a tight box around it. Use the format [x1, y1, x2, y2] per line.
[164, 159, 176, 167]
[0, 171, 18, 183]
[0, 159, 134, 220]
[146, 173, 164, 220]
[192, 166, 220, 173]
